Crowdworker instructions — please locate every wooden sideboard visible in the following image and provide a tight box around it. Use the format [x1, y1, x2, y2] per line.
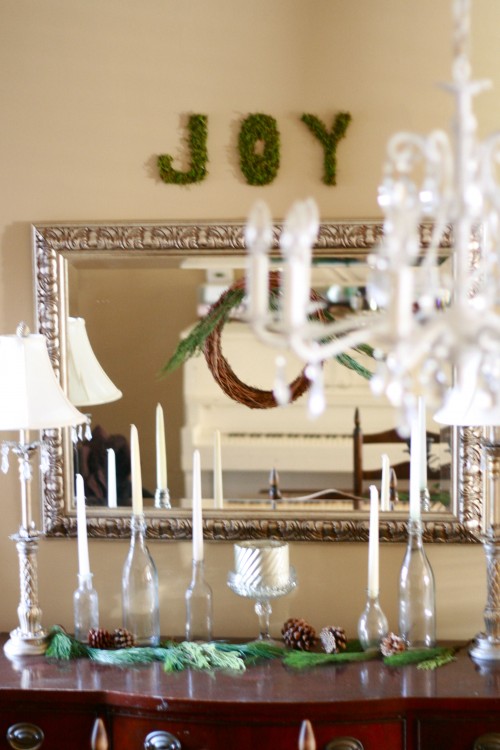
[1, 637, 500, 750]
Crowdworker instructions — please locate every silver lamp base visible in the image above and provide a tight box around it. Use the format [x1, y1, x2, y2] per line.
[470, 633, 500, 662]
[4, 628, 48, 658]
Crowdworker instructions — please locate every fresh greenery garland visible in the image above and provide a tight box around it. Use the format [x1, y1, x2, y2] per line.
[45, 627, 458, 673]
[45, 626, 283, 672]
[157, 114, 208, 185]
[301, 112, 352, 185]
[238, 113, 280, 185]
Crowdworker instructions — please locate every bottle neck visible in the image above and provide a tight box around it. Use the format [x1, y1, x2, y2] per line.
[77, 572, 94, 590]
[130, 514, 146, 546]
[407, 517, 424, 547]
[191, 558, 206, 582]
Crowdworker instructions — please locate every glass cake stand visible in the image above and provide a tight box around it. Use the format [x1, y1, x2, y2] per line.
[227, 567, 297, 643]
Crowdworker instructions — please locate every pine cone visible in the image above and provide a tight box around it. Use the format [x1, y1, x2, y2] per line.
[282, 617, 317, 651]
[319, 626, 347, 654]
[88, 627, 113, 649]
[113, 628, 136, 649]
[380, 632, 406, 657]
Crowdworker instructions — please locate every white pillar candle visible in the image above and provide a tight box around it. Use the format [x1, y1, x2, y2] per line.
[156, 403, 168, 492]
[192, 449, 204, 562]
[368, 484, 379, 598]
[213, 429, 223, 509]
[130, 424, 143, 516]
[107, 448, 117, 508]
[409, 408, 421, 521]
[76, 473, 90, 578]
[380, 453, 391, 511]
[418, 396, 427, 491]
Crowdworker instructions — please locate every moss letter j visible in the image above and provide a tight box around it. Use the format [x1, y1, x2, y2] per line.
[301, 112, 352, 186]
[157, 114, 208, 185]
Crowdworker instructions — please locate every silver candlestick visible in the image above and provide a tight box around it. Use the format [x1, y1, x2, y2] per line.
[470, 435, 500, 662]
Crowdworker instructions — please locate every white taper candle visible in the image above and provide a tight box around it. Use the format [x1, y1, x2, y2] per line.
[409, 408, 421, 521]
[156, 403, 167, 492]
[368, 484, 379, 598]
[130, 424, 143, 516]
[213, 429, 223, 509]
[192, 449, 204, 561]
[76, 473, 90, 578]
[418, 396, 427, 491]
[107, 448, 117, 508]
[380, 453, 391, 511]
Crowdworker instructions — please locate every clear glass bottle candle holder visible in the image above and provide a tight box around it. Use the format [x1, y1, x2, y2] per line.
[122, 513, 160, 646]
[358, 591, 388, 652]
[185, 559, 213, 641]
[73, 572, 99, 642]
[399, 517, 436, 648]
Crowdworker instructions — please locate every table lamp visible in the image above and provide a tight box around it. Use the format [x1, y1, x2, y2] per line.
[0, 322, 87, 657]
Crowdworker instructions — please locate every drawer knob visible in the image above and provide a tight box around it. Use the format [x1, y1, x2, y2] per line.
[474, 734, 500, 750]
[144, 730, 182, 750]
[6, 723, 44, 750]
[325, 739, 364, 750]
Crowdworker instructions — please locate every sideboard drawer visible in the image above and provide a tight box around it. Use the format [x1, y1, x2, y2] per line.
[112, 714, 404, 750]
[417, 716, 500, 750]
[0, 707, 98, 750]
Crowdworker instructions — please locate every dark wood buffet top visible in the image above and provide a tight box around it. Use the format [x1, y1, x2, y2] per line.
[1, 636, 500, 749]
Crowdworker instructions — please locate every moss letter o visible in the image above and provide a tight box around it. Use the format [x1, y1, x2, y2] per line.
[238, 113, 280, 186]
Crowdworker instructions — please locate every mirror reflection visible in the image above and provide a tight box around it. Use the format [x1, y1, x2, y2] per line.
[67, 259, 451, 512]
[34, 220, 482, 542]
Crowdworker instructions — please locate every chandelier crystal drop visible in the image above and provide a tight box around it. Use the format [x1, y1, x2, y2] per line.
[244, 0, 500, 433]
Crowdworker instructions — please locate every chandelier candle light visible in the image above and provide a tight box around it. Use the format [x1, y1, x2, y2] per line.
[185, 449, 213, 641]
[155, 403, 170, 509]
[358, 485, 388, 651]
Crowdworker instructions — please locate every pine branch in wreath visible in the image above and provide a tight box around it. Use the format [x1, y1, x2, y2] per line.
[160, 272, 373, 408]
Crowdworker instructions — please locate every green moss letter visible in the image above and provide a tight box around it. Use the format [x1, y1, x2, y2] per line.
[301, 112, 352, 185]
[238, 113, 280, 186]
[157, 114, 208, 185]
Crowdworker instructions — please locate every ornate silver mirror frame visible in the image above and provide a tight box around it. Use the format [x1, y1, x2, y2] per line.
[33, 220, 482, 543]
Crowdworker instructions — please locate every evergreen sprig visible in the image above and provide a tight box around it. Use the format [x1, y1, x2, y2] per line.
[160, 286, 246, 374]
[283, 648, 377, 670]
[160, 284, 373, 381]
[383, 646, 454, 668]
[45, 628, 283, 673]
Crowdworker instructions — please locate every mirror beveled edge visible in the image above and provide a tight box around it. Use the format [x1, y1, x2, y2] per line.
[32, 219, 482, 543]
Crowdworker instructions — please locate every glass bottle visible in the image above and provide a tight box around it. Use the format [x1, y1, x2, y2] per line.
[398, 518, 436, 648]
[122, 514, 160, 646]
[358, 591, 388, 651]
[185, 560, 213, 641]
[73, 572, 99, 642]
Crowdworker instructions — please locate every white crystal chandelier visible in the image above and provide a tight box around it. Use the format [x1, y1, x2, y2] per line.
[244, 0, 500, 433]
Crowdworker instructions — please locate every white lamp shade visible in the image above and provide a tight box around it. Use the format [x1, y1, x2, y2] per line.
[0, 327, 87, 430]
[67, 317, 122, 407]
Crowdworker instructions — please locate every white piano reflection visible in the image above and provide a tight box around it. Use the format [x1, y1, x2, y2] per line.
[180, 321, 449, 511]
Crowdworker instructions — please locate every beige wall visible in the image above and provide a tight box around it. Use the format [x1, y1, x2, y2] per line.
[0, 0, 497, 640]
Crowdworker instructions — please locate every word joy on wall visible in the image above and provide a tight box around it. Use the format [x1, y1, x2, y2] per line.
[156, 112, 352, 187]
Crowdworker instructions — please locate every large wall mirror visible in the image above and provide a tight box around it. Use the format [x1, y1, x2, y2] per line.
[33, 220, 483, 542]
